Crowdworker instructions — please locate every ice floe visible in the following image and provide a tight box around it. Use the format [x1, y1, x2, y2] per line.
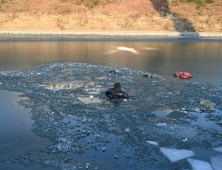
[213, 147, 222, 153]
[147, 141, 158, 146]
[187, 158, 213, 170]
[210, 156, 222, 170]
[160, 147, 194, 162]
[77, 97, 102, 104]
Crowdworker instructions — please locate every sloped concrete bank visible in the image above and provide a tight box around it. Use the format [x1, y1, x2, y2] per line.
[0, 30, 222, 37]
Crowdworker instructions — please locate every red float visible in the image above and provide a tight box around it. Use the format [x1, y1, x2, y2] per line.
[174, 72, 192, 79]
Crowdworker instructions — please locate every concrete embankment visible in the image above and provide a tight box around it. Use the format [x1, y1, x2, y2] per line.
[0, 30, 222, 37]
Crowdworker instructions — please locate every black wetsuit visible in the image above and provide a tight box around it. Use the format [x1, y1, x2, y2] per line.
[105, 88, 129, 99]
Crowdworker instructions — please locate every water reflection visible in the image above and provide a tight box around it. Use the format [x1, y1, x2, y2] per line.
[104, 46, 140, 55]
[0, 35, 222, 85]
[0, 90, 52, 163]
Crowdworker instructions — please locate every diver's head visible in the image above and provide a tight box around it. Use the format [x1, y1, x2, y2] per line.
[114, 82, 121, 91]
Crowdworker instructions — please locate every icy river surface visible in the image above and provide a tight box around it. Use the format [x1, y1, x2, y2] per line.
[0, 35, 222, 170]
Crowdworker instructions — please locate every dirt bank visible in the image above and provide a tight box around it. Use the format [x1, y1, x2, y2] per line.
[0, 0, 222, 32]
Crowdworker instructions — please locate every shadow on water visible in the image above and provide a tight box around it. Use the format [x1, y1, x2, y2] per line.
[149, 0, 199, 36]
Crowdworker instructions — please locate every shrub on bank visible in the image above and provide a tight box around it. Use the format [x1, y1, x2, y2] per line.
[0, 0, 221, 32]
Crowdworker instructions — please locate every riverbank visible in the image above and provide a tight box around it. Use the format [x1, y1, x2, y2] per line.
[0, 30, 222, 37]
[0, 0, 222, 33]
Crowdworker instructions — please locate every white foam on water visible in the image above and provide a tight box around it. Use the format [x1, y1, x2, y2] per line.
[187, 158, 213, 170]
[210, 156, 222, 170]
[213, 147, 222, 153]
[160, 147, 194, 162]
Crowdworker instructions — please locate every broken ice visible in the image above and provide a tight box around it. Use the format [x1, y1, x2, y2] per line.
[1, 62, 222, 170]
[147, 141, 158, 146]
[160, 147, 194, 162]
[156, 123, 167, 126]
[125, 128, 129, 132]
[187, 158, 213, 170]
[210, 156, 222, 170]
[182, 138, 188, 142]
[113, 155, 118, 159]
[77, 97, 102, 104]
[102, 147, 106, 152]
[213, 147, 222, 153]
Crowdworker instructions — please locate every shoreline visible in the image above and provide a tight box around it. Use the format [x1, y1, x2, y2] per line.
[0, 30, 222, 37]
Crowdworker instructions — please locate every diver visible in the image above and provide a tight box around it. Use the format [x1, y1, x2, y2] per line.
[105, 82, 129, 99]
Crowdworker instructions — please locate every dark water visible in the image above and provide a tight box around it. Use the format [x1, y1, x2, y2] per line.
[0, 35, 222, 85]
[0, 35, 222, 170]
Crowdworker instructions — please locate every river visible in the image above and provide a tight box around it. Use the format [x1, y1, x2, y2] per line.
[0, 35, 222, 170]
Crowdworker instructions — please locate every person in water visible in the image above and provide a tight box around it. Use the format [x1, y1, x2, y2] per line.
[105, 82, 129, 99]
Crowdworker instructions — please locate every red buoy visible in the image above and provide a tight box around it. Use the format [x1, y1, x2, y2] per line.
[174, 72, 192, 79]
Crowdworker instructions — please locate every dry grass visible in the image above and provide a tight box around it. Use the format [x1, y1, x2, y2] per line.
[0, 0, 221, 32]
